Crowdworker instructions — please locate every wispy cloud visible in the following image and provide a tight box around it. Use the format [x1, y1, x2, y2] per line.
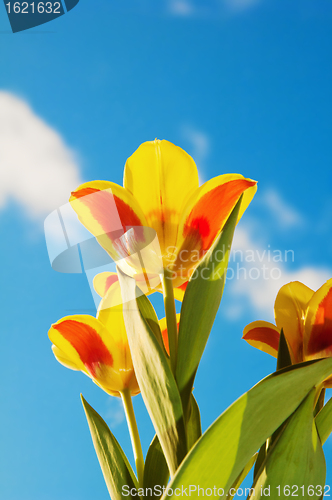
[166, 0, 262, 17]
[103, 397, 125, 428]
[168, 0, 194, 16]
[226, 226, 331, 321]
[180, 125, 210, 183]
[0, 91, 83, 220]
[260, 189, 304, 229]
[223, 0, 261, 13]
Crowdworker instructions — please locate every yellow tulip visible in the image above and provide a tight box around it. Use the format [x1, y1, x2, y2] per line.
[69, 139, 257, 291]
[243, 279, 332, 386]
[49, 279, 173, 396]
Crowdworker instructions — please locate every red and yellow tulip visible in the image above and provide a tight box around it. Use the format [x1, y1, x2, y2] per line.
[243, 279, 332, 386]
[49, 280, 172, 396]
[70, 139, 257, 291]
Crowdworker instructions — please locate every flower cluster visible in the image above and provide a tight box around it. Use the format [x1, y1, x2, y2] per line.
[47, 138, 332, 499]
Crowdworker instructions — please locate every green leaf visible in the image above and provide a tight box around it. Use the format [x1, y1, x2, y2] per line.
[81, 395, 137, 500]
[186, 395, 202, 451]
[161, 359, 332, 499]
[143, 435, 169, 497]
[276, 328, 292, 371]
[316, 394, 332, 444]
[227, 453, 257, 500]
[135, 284, 169, 360]
[249, 388, 325, 499]
[118, 268, 187, 477]
[314, 388, 325, 417]
[268, 329, 293, 448]
[253, 444, 266, 481]
[176, 197, 242, 415]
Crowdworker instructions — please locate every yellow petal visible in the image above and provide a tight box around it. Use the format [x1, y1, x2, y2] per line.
[93, 272, 119, 297]
[70, 180, 148, 262]
[172, 174, 257, 279]
[51, 345, 81, 371]
[48, 314, 134, 395]
[242, 320, 280, 358]
[274, 281, 314, 362]
[97, 282, 139, 392]
[158, 313, 181, 355]
[124, 139, 199, 260]
[173, 282, 188, 302]
[304, 278, 332, 360]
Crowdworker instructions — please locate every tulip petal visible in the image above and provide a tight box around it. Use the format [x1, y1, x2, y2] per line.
[94, 270, 162, 298]
[70, 181, 148, 261]
[94, 271, 187, 302]
[159, 314, 181, 356]
[49, 314, 135, 395]
[173, 174, 257, 274]
[274, 281, 314, 362]
[304, 279, 332, 360]
[124, 139, 199, 258]
[51, 345, 81, 371]
[49, 315, 114, 378]
[173, 281, 188, 302]
[97, 282, 139, 394]
[93, 272, 119, 297]
[242, 320, 280, 358]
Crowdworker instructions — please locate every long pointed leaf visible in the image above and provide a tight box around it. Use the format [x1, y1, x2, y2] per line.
[316, 395, 332, 444]
[227, 453, 257, 500]
[249, 389, 325, 498]
[143, 435, 169, 497]
[81, 396, 137, 500]
[162, 359, 332, 499]
[118, 268, 187, 476]
[187, 395, 202, 451]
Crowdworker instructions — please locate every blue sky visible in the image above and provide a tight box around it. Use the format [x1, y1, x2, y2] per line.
[1, 1, 332, 498]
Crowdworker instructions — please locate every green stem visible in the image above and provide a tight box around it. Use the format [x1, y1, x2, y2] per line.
[120, 389, 144, 488]
[161, 267, 178, 374]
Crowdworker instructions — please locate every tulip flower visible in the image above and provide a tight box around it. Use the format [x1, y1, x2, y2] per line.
[49, 278, 173, 394]
[48, 280, 140, 397]
[243, 279, 332, 386]
[69, 139, 256, 374]
[69, 139, 257, 290]
[49, 278, 173, 486]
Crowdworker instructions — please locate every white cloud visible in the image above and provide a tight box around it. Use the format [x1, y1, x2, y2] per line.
[0, 91, 83, 219]
[226, 227, 332, 320]
[167, 0, 262, 17]
[168, 0, 194, 15]
[260, 189, 304, 228]
[181, 125, 210, 183]
[103, 397, 125, 428]
[222, 0, 261, 12]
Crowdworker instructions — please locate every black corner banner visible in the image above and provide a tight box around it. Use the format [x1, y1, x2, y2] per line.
[63, 0, 78, 11]
[3, 0, 79, 33]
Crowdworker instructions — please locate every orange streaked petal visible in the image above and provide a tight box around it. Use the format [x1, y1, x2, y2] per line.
[304, 279, 332, 360]
[49, 313, 139, 396]
[93, 272, 119, 297]
[124, 139, 199, 259]
[173, 175, 257, 272]
[243, 320, 280, 358]
[158, 314, 181, 355]
[173, 281, 188, 302]
[70, 181, 148, 261]
[49, 316, 113, 378]
[274, 281, 314, 363]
